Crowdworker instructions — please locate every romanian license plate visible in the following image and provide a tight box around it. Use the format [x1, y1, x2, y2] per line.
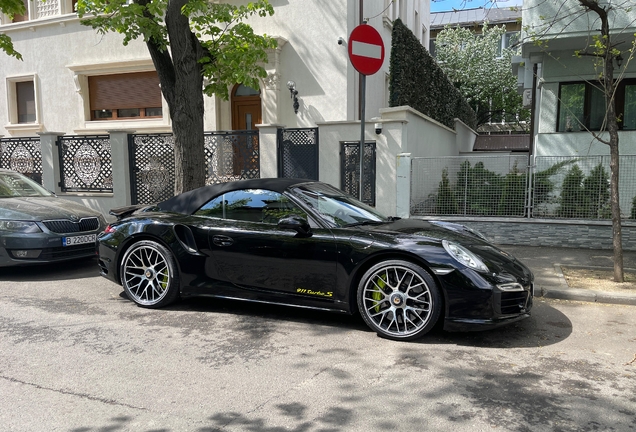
[62, 234, 96, 247]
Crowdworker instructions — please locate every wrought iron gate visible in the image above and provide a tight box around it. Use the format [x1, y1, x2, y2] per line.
[129, 134, 175, 205]
[341, 141, 376, 206]
[0, 137, 42, 184]
[205, 130, 260, 184]
[129, 131, 260, 205]
[57, 135, 113, 192]
[277, 128, 319, 179]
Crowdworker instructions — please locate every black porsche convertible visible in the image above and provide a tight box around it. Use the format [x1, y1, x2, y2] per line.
[97, 178, 533, 341]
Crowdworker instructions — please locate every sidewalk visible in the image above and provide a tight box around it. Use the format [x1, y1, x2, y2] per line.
[500, 245, 636, 306]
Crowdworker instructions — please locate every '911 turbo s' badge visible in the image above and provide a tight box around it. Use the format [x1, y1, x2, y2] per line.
[296, 288, 333, 297]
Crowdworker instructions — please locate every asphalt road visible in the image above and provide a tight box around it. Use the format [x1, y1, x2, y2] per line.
[1, 258, 635, 432]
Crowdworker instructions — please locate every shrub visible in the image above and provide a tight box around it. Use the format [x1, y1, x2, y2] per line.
[582, 163, 610, 218]
[558, 164, 585, 218]
[436, 168, 458, 214]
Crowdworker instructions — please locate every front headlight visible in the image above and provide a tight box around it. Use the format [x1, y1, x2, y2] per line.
[442, 240, 489, 273]
[0, 221, 42, 233]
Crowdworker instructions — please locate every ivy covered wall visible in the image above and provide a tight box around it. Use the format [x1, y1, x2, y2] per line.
[389, 19, 477, 130]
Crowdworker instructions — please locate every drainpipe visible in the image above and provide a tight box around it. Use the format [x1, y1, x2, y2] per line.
[526, 63, 539, 218]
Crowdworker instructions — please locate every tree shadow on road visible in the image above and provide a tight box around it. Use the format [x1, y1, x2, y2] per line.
[118, 294, 572, 350]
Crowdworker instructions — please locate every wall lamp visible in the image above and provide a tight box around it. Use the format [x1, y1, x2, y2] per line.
[616, 53, 624, 68]
[287, 80, 299, 114]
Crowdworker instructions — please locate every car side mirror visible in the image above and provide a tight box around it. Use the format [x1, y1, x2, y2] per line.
[277, 215, 312, 237]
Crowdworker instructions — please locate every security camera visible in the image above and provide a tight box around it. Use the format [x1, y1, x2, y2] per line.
[374, 122, 382, 134]
[338, 37, 346, 46]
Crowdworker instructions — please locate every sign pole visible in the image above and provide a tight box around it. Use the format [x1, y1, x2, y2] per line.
[347, 22, 384, 203]
[359, 75, 366, 201]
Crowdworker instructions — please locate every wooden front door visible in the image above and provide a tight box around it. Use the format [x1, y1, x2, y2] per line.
[231, 84, 262, 130]
[230, 84, 261, 175]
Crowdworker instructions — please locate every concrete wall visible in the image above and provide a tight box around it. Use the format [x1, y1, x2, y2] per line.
[22, 104, 467, 221]
[318, 106, 475, 217]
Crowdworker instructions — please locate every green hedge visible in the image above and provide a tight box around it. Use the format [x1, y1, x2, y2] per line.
[389, 19, 477, 130]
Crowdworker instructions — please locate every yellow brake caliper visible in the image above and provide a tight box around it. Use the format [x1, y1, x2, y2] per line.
[373, 276, 386, 312]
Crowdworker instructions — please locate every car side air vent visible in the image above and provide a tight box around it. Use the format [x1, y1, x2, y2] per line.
[173, 224, 199, 254]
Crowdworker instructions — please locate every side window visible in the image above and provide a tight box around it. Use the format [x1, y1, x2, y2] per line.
[195, 189, 307, 224]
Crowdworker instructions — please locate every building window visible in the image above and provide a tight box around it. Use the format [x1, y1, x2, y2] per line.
[11, 0, 29, 22]
[88, 71, 163, 121]
[16, 80, 36, 123]
[558, 80, 636, 132]
[6, 75, 40, 128]
[624, 85, 636, 130]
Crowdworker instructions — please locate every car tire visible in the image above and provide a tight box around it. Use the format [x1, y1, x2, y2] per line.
[120, 240, 180, 308]
[357, 260, 442, 341]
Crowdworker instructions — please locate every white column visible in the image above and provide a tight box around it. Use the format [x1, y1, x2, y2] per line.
[257, 124, 284, 178]
[36, 132, 63, 193]
[107, 130, 134, 207]
[396, 153, 412, 219]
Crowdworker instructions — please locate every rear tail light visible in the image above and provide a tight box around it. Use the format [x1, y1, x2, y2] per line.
[103, 225, 117, 234]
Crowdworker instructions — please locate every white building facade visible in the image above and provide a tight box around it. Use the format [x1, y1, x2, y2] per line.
[519, 0, 636, 157]
[0, 0, 429, 137]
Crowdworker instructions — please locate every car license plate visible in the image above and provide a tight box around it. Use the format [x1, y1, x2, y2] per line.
[62, 234, 96, 247]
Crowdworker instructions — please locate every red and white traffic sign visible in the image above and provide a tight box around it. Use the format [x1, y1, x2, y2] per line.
[347, 24, 385, 76]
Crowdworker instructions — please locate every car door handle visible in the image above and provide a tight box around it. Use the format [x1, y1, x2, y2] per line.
[213, 235, 234, 247]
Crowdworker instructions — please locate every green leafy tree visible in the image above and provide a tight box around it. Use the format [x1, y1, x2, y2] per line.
[76, 0, 277, 194]
[525, 0, 636, 281]
[0, 0, 28, 59]
[435, 24, 529, 127]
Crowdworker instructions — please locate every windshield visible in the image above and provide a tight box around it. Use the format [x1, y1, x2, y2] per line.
[0, 171, 53, 198]
[291, 183, 388, 228]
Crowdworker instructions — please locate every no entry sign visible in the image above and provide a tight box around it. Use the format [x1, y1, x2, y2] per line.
[348, 24, 385, 76]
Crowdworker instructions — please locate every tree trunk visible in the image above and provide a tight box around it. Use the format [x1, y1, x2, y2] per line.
[148, 0, 206, 195]
[591, 0, 625, 282]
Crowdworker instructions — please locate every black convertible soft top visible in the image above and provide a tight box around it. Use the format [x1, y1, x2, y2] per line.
[158, 177, 315, 215]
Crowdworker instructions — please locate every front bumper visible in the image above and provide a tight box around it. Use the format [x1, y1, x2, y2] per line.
[0, 233, 99, 266]
[443, 311, 531, 332]
[437, 266, 534, 332]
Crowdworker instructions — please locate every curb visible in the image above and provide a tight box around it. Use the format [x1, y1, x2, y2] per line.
[538, 286, 636, 306]
[533, 263, 636, 305]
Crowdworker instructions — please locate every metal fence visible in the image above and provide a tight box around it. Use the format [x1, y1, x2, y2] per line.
[411, 155, 529, 217]
[341, 141, 376, 206]
[57, 135, 113, 192]
[0, 137, 43, 184]
[411, 155, 636, 220]
[278, 127, 319, 179]
[129, 131, 260, 204]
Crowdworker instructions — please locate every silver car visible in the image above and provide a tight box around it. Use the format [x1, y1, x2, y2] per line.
[0, 169, 107, 266]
